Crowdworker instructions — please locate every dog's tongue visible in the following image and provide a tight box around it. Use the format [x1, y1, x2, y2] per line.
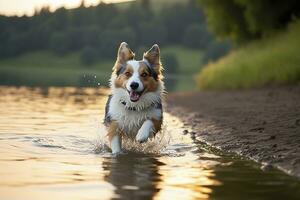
[130, 91, 140, 102]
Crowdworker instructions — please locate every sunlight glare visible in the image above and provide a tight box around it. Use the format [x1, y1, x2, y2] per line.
[0, 0, 133, 16]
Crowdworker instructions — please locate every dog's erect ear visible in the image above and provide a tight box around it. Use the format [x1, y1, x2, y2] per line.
[113, 42, 135, 72]
[143, 44, 162, 75]
[117, 42, 135, 64]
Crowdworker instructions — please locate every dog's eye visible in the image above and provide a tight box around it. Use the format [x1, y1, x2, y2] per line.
[125, 72, 131, 77]
[141, 73, 148, 77]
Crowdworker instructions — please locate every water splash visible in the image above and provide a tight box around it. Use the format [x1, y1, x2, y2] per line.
[93, 127, 172, 155]
[93, 113, 193, 156]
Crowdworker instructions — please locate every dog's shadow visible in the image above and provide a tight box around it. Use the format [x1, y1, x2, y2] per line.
[102, 152, 164, 200]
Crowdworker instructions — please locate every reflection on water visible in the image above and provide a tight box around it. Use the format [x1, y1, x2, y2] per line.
[0, 86, 299, 200]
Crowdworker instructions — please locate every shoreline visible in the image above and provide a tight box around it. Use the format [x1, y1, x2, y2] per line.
[166, 85, 300, 178]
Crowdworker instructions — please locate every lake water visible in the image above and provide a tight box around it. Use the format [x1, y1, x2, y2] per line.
[0, 86, 299, 200]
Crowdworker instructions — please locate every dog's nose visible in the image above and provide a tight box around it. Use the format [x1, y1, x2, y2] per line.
[130, 82, 139, 90]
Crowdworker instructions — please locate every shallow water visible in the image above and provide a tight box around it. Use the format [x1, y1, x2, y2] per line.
[0, 86, 299, 200]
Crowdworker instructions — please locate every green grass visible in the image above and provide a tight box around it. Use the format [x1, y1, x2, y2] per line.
[0, 65, 111, 87]
[0, 51, 113, 87]
[196, 20, 300, 90]
[0, 45, 203, 91]
[0, 51, 113, 70]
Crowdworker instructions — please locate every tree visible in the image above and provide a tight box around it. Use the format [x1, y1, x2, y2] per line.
[50, 32, 69, 55]
[183, 24, 213, 49]
[198, 0, 300, 44]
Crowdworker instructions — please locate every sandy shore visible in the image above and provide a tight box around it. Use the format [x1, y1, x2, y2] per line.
[167, 85, 300, 178]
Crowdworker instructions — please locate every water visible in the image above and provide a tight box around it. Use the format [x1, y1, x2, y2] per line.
[0, 86, 299, 200]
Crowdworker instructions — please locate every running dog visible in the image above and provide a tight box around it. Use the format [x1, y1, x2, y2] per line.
[104, 42, 164, 154]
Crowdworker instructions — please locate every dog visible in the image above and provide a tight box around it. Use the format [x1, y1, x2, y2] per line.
[104, 42, 165, 154]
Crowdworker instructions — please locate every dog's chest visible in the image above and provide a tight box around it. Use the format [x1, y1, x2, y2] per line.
[108, 99, 161, 137]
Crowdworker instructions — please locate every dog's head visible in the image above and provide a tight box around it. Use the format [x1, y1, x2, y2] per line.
[111, 42, 163, 103]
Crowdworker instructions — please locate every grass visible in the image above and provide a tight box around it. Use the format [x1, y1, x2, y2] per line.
[196, 20, 300, 90]
[0, 65, 111, 87]
[0, 51, 113, 70]
[0, 45, 203, 91]
[0, 51, 113, 87]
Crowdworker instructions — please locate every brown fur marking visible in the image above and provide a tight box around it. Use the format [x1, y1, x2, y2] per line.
[152, 118, 162, 136]
[106, 121, 121, 141]
[113, 42, 135, 72]
[138, 63, 159, 92]
[143, 44, 162, 76]
[114, 65, 133, 88]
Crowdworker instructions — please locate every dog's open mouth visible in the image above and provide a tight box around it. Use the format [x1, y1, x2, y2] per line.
[128, 90, 143, 102]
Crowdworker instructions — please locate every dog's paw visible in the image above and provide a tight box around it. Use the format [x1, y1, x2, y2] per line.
[111, 151, 126, 157]
[136, 129, 150, 143]
[136, 120, 154, 143]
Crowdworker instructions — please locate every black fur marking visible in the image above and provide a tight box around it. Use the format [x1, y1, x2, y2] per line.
[155, 101, 162, 110]
[156, 100, 163, 120]
[104, 95, 112, 126]
[116, 64, 126, 76]
[143, 61, 158, 81]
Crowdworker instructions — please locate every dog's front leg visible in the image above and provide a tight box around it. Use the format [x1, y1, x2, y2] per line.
[136, 119, 156, 143]
[107, 121, 122, 154]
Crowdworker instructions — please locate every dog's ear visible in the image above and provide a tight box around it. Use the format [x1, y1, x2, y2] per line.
[143, 44, 162, 75]
[113, 42, 135, 72]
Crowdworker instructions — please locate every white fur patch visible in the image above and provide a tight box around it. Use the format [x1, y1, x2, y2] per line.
[136, 120, 154, 142]
[111, 134, 121, 154]
[126, 60, 144, 92]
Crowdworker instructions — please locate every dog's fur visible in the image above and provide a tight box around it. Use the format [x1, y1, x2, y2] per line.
[104, 42, 165, 154]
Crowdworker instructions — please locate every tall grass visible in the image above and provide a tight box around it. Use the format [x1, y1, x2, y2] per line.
[196, 20, 300, 89]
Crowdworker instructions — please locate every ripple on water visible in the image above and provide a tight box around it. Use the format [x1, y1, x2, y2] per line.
[1, 86, 300, 200]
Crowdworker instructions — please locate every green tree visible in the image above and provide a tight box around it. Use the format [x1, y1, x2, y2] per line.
[198, 0, 300, 44]
[183, 24, 213, 49]
[50, 32, 69, 55]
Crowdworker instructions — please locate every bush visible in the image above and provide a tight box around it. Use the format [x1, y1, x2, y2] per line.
[196, 20, 300, 89]
[80, 46, 98, 66]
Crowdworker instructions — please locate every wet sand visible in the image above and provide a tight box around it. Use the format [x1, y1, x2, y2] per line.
[167, 85, 300, 178]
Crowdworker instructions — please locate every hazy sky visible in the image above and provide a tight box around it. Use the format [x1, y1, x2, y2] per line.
[0, 0, 131, 16]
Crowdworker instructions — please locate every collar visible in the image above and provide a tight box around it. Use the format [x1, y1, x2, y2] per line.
[120, 100, 160, 111]
[121, 100, 137, 111]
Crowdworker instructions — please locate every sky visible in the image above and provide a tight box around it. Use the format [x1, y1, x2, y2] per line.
[0, 0, 131, 16]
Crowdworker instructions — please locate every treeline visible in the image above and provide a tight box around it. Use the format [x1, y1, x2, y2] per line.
[0, 0, 230, 65]
[198, 0, 300, 44]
